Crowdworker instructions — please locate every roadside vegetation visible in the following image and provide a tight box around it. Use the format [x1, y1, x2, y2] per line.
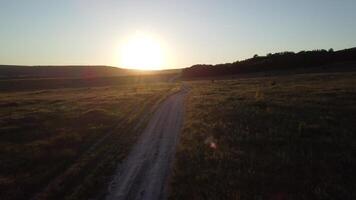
[0, 82, 179, 200]
[171, 72, 356, 199]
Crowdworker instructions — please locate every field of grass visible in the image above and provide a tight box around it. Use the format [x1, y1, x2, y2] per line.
[0, 73, 177, 92]
[0, 82, 179, 200]
[171, 72, 356, 199]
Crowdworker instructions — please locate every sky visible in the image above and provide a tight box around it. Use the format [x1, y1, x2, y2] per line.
[1, 0, 356, 68]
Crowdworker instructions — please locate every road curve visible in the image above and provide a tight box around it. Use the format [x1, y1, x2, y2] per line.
[106, 86, 189, 200]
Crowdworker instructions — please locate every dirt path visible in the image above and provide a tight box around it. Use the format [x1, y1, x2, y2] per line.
[106, 86, 189, 200]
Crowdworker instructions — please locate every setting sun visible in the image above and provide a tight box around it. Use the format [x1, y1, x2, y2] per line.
[119, 32, 165, 70]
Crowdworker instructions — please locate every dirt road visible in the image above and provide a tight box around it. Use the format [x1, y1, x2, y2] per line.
[106, 86, 188, 200]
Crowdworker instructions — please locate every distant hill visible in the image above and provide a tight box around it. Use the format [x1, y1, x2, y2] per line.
[0, 65, 180, 79]
[182, 47, 356, 78]
[0, 65, 131, 79]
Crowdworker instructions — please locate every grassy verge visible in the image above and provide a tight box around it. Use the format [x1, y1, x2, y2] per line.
[0, 82, 179, 200]
[171, 72, 356, 199]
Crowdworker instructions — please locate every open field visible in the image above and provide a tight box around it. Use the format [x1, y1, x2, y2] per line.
[0, 73, 178, 92]
[2, 70, 355, 200]
[171, 72, 356, 199]
[0, 81, 179, 200]
[0, 65, 182, 80]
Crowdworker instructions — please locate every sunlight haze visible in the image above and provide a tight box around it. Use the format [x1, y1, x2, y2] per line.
[1, 0, 356, 69]
[118, 31, 167, 70]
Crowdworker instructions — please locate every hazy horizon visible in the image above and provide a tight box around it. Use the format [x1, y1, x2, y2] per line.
[1, 0, 356, 69]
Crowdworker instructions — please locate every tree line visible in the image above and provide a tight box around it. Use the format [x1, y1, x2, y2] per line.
[182, 47, 356, 78]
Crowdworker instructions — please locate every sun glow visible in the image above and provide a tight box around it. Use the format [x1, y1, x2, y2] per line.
[119, 32, 166, 70]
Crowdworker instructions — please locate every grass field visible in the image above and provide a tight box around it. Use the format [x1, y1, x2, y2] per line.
[0, 73, 178, 92]
[0, 82, 179, 200]
[171, 72, 356, 200]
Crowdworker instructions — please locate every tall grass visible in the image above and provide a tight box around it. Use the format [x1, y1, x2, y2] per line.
[0, 82, 179, 200]
[171, 72, 356, 200]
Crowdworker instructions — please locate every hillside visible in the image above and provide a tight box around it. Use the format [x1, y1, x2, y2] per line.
[182, 47, 356, 78]
[0, 65, 180, 79]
